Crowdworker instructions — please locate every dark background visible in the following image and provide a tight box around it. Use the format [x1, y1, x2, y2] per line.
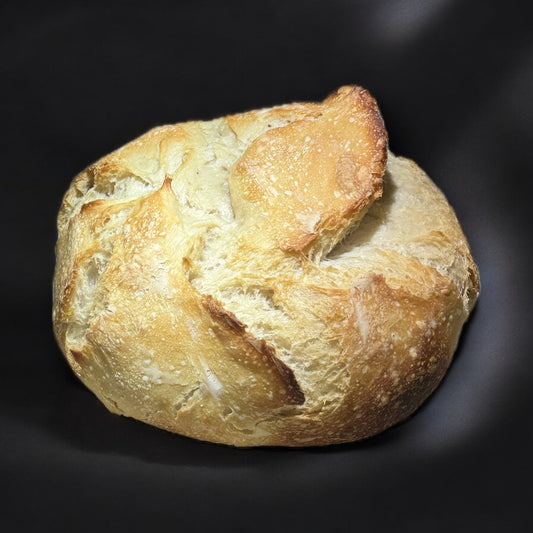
[2, 1, 532, 531]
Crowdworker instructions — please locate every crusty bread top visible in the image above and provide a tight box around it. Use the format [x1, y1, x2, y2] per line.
[53, 86, 479, 446]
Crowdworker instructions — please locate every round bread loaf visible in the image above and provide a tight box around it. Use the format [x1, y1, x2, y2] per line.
[53, 86, 479, 447]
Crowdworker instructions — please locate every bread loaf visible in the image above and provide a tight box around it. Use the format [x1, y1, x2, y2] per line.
[53, 86, 479, 446]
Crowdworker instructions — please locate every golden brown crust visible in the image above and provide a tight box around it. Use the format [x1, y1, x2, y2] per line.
[229, 86, 387, 257]
[53, 86, 479, 447]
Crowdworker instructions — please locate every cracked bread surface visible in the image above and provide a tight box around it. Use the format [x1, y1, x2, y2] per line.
[53, 86, 479, 446]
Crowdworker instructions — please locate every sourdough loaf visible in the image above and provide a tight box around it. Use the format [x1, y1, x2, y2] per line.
[53, 86, 479, 446]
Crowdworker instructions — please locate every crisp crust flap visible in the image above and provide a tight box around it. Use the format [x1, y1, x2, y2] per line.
[229, 86, 387, 256]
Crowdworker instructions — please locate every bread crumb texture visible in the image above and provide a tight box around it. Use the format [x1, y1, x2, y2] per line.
[53, 86, 479, 446]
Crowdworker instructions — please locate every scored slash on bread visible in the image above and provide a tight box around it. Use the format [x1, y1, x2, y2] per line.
[53, 86, 479, 446]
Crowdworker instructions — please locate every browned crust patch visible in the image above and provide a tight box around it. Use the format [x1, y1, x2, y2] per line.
[229, 85, 388, 256]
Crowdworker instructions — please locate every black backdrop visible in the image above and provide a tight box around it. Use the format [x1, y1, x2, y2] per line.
[2, 1, 532, 531]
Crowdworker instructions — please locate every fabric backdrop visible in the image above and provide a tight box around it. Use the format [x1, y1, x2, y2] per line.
[2, 1, 531, 531]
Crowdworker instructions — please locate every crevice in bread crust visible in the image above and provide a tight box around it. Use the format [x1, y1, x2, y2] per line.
[189, 250, 350, 412]
[68, 173, 157, 221]
[323, 155, 479, 312]
[65, 203, 134, 349]
[325, 168, 398, 260]
[174, 385, 201, 413]
[66, 252, 111, 347]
